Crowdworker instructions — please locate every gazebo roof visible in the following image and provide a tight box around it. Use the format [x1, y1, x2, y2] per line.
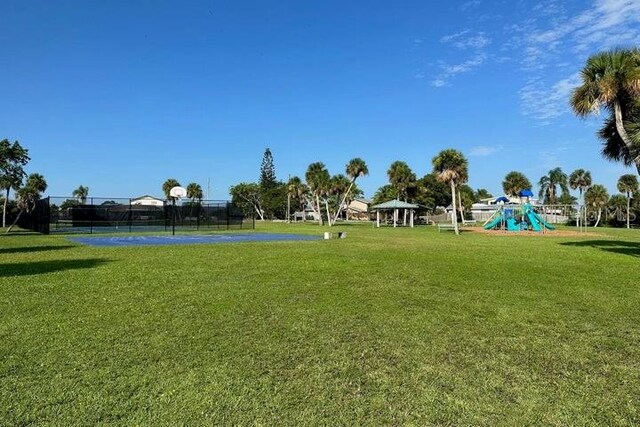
[371, 199, 420, 210]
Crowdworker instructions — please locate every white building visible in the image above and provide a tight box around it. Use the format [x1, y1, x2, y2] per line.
[470, 196, 541, 221]
[130, 195, 164, 207]
[346, 198, 371, 220]
[479, 196, 540, 205]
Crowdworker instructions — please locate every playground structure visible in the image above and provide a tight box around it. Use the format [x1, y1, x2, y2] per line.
[483, 203, 556, 232]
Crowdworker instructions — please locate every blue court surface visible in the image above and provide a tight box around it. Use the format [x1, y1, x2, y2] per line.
[69, 233, 320, 247]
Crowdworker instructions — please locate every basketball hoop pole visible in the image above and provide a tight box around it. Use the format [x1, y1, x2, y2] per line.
[172, 197, 176, 236]
[169, 186, 187, 236]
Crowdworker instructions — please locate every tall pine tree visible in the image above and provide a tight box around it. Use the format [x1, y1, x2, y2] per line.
[257, 148, 286, 218]
[259, 148, 277, 189]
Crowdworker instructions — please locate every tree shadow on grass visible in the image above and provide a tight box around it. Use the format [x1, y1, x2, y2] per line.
[0, 258, 112, 277]
[0, 245, 75, 255]
[560, 240, 640, 258]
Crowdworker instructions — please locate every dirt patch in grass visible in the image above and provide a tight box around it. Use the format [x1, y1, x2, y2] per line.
[463, 226, 603, 238]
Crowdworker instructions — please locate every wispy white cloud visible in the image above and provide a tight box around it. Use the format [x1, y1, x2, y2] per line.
[455, 34, 491, 50]
[530, 0, 640, 52]
[444, 54, 486, 74]
[440, 30, 491, 50]
[439, 29, 471, 44]
[430, 30, 491, 87]
[460, 0, 481, 11]
[514, 0, 640, 120]
[537, 142, 575, 171]
[469, 145, 504, 157]
[538, 151, 562, 171]
[430, 53, 487, 87]
[423, 0, 640, 118]
[519, 73, 581, 122]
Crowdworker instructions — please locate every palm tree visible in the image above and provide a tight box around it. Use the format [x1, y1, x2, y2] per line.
[333, 158, 368, 224]
[286, 177, 309, 222]
[0, 164, 25, 228]
[24, 173, 47, 195]
[502, 171, 532, 198]
[569, 169, 592, 200]
[598, 112, 640, 168]
[584, 184, 609, 227]
[305, 162, 330, 226]
[387, 161, 415, 201]
[456, 168, 469, 220]
[72, 185, 89, 204]
[538, 167, 568, 204]
[457, 184, 475, 219]
[343, 182, 363, 221]
[186, 183, 203, 202]
[327, 174, 350, 225]
[569, 169, 592, 227]
[388, 161, 417, 225]
[295, 180, 310, 222]
[162, 178, 181, 200]
[185, 182, 203, 221]
[286, 176, 302, 223]
[7, 173, 48, 233]
[608, 194, 628, 213]
[571, 48, 640, 174]
[432, 149, 468, 235]
[617, 174, 638, 229]
[0, 139, 29, 228]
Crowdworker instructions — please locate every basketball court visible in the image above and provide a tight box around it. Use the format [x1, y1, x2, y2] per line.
[69, 233, 319, 247]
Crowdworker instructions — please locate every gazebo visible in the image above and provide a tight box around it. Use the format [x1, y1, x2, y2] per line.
[371, 199, 420, 228]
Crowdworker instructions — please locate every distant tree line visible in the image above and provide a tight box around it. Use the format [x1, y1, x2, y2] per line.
[229, 149, 368, 225]
[0, 139, 48, 231]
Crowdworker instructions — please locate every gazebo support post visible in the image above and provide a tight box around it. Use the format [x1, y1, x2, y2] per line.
[393, 208, 398, 228]
[410, 209, 414, 228]
[376, 210, 380, 228]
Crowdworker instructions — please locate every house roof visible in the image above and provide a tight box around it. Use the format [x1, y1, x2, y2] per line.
[371, 199, 420, 210]
[353, 198, 372, 204]
[347, 205, 368, 213]
[480, 195, 540, 204]
[131, 194, 163, 201]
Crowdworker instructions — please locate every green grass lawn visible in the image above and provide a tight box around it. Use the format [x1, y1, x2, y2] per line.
[1, 223, 639, 426]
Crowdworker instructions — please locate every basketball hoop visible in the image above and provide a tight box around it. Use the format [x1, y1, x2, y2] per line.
[170, 186, 187, 199]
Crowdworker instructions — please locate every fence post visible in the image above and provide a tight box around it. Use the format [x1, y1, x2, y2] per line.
[90, 197, 93, 234]
[129, 199, 133, 232]
[226, 202, 230, 229]
[45, 197, 51, 235]
[197, 202, 200, 231]
[164, 201, 168, 232]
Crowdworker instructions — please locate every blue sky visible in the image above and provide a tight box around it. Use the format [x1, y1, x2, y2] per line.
[1, 0, 639, 200]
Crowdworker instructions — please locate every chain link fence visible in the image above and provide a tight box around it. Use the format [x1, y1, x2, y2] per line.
[16, 197, 251, 234]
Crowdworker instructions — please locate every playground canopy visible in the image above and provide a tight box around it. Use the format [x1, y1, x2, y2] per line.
[371, 199, 420, 228]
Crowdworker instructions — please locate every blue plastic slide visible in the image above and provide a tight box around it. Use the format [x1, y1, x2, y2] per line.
[483, 215, 503, 230]
[531, 211, 556, 230]
[506, 217, 519, 231]
[526, 211, 541, 231]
